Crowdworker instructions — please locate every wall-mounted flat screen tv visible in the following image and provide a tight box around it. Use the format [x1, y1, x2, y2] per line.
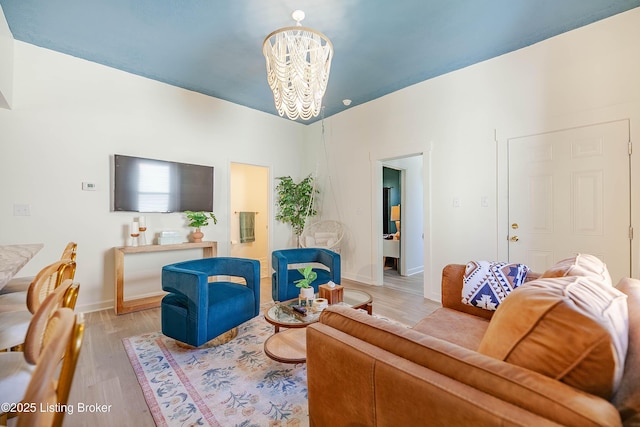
[112, 154, 214, 213]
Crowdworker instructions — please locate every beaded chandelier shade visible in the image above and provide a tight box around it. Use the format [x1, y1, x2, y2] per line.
[262, 10, 333, 121]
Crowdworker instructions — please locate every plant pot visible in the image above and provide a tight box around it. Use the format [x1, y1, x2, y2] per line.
[192, 228, 204, 243]
[299, 286, 315, 301]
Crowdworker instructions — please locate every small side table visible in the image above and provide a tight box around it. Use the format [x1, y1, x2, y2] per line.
[263, 328, 307, 364]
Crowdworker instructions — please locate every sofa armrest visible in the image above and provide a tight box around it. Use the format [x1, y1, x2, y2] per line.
[442, 264, 494, 320]
[441, 264, 541, 320]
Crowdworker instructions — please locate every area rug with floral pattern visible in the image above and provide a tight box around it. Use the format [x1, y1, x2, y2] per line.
[123, 307, 406, 427]
[123, 312, 309, 427]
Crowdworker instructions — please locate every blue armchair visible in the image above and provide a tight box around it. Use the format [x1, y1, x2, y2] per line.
[161, 257, 260, 347]
[272, 248, 341, 302]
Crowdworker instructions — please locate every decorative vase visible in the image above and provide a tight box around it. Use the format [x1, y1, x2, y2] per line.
[299, 286, 315, 304]
[192, 228, 204, 243]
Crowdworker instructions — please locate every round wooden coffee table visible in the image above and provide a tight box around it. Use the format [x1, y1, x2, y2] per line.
[263, 328, 307, 364]
[263, 288, 372, 363]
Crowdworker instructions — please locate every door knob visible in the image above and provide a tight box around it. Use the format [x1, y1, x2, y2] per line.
[510, 236, 519, 242]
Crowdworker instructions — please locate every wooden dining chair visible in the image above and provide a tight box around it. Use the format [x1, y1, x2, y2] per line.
[0, 261, 77, 351]
[16, 311, 85, 427]
[0, 279, 79, 423]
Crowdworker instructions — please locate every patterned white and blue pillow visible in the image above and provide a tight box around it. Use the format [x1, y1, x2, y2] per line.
[462, 261, 529, 311]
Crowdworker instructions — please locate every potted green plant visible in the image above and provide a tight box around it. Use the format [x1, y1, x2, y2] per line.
[184, 211, 217, 243]
[275, 175, 318, 245]
[295, 266, 317, 300]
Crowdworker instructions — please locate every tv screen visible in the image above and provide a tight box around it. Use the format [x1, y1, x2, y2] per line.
[112, 154, 214, 213]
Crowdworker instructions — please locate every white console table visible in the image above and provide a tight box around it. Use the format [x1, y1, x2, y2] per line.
[113, 241, 217, 315]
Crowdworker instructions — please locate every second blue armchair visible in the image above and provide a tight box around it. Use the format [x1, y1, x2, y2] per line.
[272, 248, 341, 302]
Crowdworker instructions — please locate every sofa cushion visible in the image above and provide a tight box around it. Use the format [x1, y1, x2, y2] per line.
[462, 261, 529, 311]
[412, 307, 489, 351]
[477, 276, 628, 399]
[540, 253, 612, 286]
[612, 278, 640, 425]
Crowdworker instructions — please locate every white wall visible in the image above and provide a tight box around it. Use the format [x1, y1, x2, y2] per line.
[0, 5, 13, 109]
[0, 41, 306, 311]
[2, 8, 640, 310]
[312, 8, 640, 301]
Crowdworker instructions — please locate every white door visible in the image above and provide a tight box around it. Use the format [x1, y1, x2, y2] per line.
[508, 120, 631, 283]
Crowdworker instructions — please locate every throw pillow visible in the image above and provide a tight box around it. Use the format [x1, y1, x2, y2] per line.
[540, 253, 612, 286]
[462, 261, 529, 311]
[477, 276, 629, 399]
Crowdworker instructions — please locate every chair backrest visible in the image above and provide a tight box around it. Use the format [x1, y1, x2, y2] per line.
[300, 220, 344, 252]
[52, 312, 85, 427]
[62, 282, 80, 310]
[60, 242, 77, 262]
[23, 279, 75, 365]
[26, 260, 76, 314]
[16, 309, 80, 427]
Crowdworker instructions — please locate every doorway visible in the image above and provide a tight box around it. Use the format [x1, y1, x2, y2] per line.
[230, 163, 270, 278]
[379, 155, 425, 295]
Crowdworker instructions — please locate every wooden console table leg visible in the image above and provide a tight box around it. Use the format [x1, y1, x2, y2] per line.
[114, 247, 125, 315]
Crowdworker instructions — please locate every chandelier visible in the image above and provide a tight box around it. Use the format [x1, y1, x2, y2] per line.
[262, 10, 333, 121]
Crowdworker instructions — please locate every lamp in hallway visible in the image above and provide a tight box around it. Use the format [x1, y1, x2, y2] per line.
[391, 204, 400, 239]
[262, 10, 333, 121]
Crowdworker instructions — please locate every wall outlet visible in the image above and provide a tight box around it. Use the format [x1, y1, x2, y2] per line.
[13, 204, 31, 216]
[452, 197, 460, 208]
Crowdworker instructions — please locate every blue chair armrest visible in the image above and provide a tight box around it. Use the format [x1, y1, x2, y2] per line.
[315, 249, 341, 282]
[162, 265, 209, 329]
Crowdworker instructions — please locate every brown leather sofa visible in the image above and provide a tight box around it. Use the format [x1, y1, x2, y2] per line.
[306, 257, 639, 426]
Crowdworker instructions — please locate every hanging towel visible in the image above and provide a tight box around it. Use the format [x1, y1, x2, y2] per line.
[239, 212, 256, 243]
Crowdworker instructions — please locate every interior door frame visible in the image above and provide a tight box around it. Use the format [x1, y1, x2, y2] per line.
[371, 149, 433, 299]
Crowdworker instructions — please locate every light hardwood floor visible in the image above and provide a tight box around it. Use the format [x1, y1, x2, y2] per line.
[383, 269, 424, 296]
[43, 278, 440, 427]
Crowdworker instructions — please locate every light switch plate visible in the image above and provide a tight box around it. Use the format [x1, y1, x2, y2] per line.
[13, 204, 30, 216]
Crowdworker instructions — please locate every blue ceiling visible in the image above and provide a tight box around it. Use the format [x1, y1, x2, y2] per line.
[1, 0, 639, 124]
